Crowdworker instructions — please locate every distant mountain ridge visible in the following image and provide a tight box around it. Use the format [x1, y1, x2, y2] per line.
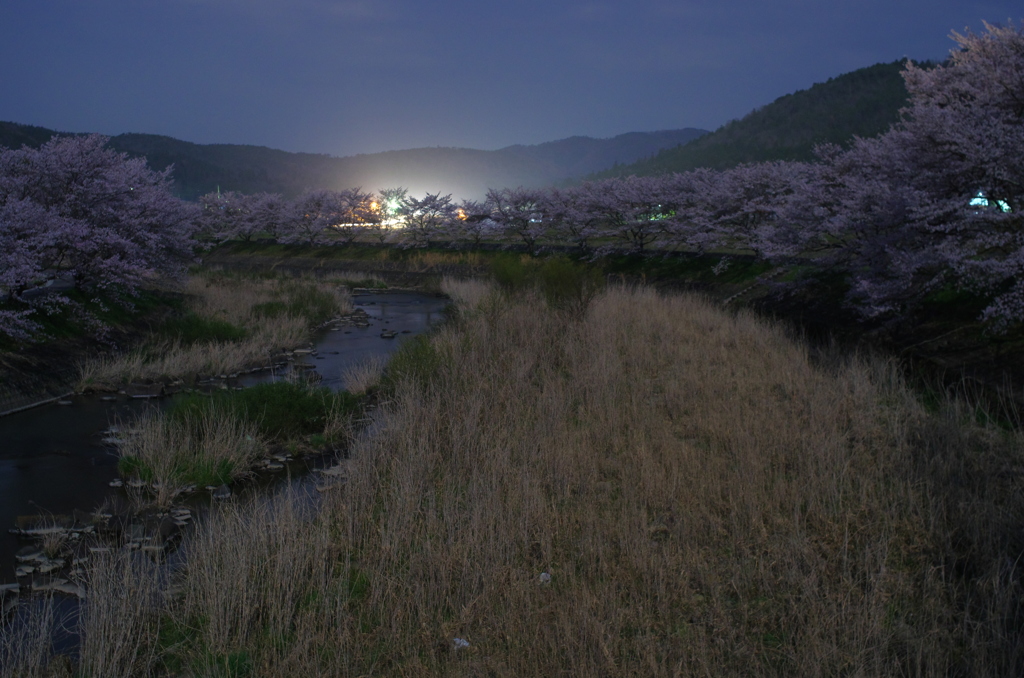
[0, 59, 931, 196]
[593, 60, 922, 179]
[0, 123, 706, 200]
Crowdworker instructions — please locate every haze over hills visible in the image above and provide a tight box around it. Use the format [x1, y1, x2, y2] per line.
[0, 123, 706, 201]
[593, 60, 919, 179]
[0, 59, 928, 199]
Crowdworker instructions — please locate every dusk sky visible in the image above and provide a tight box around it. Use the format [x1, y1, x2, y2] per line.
[1, 1, 1020, 157]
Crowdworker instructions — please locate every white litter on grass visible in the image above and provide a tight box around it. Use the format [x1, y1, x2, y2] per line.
[453, 637, 470, 651]
[539, 572, 551, 585]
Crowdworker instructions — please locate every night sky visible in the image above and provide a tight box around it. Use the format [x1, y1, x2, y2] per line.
[1, 1, 1020, 157]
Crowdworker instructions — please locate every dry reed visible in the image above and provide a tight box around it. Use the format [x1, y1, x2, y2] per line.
[0, 597, 57, 677]
[76, 551, 162, 678]
[323, 286, 1023, 675]
[58, 285, 1024, 676]
[165, 490, 336, 675]
[117, 406, 268, 493]
[440, 276, 493, 314]
[78, 274, 351, 387]
[339, 355, 387, 395]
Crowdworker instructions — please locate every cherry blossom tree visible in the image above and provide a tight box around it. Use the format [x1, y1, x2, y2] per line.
[330, 187, 373, 245]
[450, 199, 494, 246]
[247, 192, 297, 241]
[399, 192, 456, 247]
[198, 190, 246, 241]
[282, 189, 340, 246]
[772, 23, 1024, 325]
[0, 199, 51, 339]
[485, 187, 546, 253]
[541, 185, 603, 254]
[894, 23, 1024, 326]
[701, 161, 810, 257]
[0, 134, 198, 341]
[656, 169, 721, 254]
[585, 176, 677, 253]
[364, 187, 408, 244]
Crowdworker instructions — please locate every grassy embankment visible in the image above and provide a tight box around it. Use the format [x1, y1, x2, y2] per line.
[5, 265, 1022, 676]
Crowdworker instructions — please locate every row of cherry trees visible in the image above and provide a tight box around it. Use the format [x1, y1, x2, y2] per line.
[196, 186, 481, 249]
[0, 135, 198, 340]
[2, 24, 1020, 341]
[487, 25, 1022, 326]
[484, 25, 1024, 328]
[194, 25, 1023, 327]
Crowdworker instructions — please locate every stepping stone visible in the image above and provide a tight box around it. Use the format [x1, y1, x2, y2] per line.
[31, 576, 69, 593]
[51, 583, 85, 598]
[15, 546, 44, 563]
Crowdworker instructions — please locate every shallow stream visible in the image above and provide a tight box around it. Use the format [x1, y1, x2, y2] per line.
[0, 291, 449, 586]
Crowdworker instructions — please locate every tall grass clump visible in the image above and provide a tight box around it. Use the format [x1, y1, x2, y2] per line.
[158, 312, 248, 346]
[159, 491, 337, 676]
[77, 551, 162, 678]
[169, 381, 359, 442]
[339, 355, 387, 395]
[0, 598, 57, 677]
[117, 406, 268, 491]
[440, 276, 493, 315]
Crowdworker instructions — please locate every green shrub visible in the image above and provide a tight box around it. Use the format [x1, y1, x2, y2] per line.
[490, 254, 605, 312]
[537, 256, 606, 311]
[490, 254, 535, 293]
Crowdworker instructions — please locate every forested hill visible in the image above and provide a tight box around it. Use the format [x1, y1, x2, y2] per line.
[593, 60, 920, 179]
[0, 123, 706, 200]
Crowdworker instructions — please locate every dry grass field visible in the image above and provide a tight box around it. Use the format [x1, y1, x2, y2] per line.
[5, 284, 1022, 676]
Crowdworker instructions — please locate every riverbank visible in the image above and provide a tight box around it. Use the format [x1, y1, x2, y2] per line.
[8, 242, 1021, 421]
[5, 282, 1021, 676]
[205, 241, 1024, 418]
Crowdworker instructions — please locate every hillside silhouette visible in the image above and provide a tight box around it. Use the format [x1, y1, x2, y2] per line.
[0, 124, 705, 200]
[593, 60, 922, 178]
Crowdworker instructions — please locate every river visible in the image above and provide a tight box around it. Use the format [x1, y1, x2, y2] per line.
[0, 290, 449, 587]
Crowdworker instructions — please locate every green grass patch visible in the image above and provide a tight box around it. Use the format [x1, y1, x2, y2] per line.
[244, 281, 345, 325]
[491, 253, 536, 293]
[278, 281, 343, 325]
[379, 334, 446, 392]
[251, 300, 289, 319]
[157, 312, 247, 345]
[116, 456, 150, 482]
[490, 253, 606, 310]
[537, 256, 606, 310]
[169, 381, 360, 441]
[601, 252, 775, 285]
